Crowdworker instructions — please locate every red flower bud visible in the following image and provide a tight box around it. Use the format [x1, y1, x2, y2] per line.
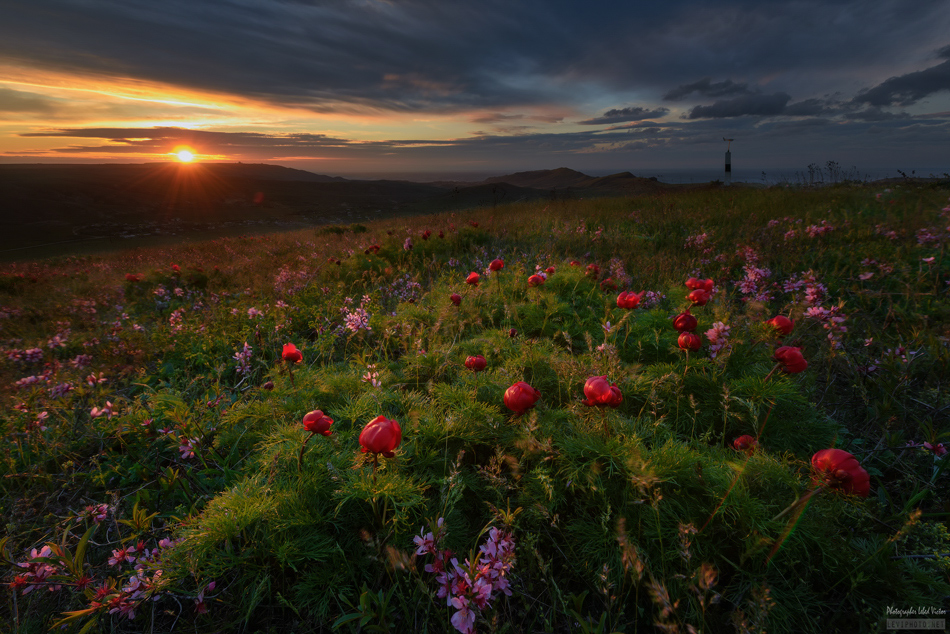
[504, 381, 540, 415]
[687, 289, 710, 306]
[811, 448, 870, 497]
[765, 315, 794, 336]
[282, 343, 303, 364]
[545, 266, 555, 275]
[303, 410, 333, 436]
[585, 264, 600, 278]
[464, 355, 487, 372]
[582, 376, 622, 408]
[450, 293, 462, 306]
[733, 435, 758, 455]
[466, 272, 480, 287]
[773, 346, 808, 373]
[489, 259, 504, 271]
[678, 332, 702, 351]
[125, 273, 142, 283]
[686, 277, 714, 292]
[673, 310, 698, 332]
[528, 274, 545, 287]
[600, 277, 618, 292]
[508, 328, 518, 338]
[616, 291, 642, 309]
[359, 415, 402, 457]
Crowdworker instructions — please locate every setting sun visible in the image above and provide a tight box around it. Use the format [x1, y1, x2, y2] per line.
[175, 149, 195, 162]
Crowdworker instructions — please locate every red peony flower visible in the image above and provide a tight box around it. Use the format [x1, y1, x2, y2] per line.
[450, 293, 462, 306]
[466, 272, 480, 287]
[582, 376, 622, 408]
[765, 315, 794, 336]
[508, 328, 518, 338]
[528, 274, 545, 287]
[282, 343, 303, 364]
[811, 448, 870, 497]
[303, 410, 333, 436]
[171, 264, 181, 273]
[686, 277, 714, 292]
[733, 435, 758, 455]
[678, 332, 702, 351]
[125, 273, 142, 283]
[504, 381, 540, 415]
[465, 355, 487, 372]
[773, 346, 808, 373]
[489, 259, 505, 271]
[545, 266, 555, 275]
[359, 415, 402, 458]
[687, 289, 710, 306]
[585, 264, 600, 279]
[616, 291, 642, 309]
[673, 309, 698, 332]
[600, 277, 618, 292]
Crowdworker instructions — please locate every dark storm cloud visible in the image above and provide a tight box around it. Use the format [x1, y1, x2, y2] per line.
[686, 92, 792, 119]
[2, 1, 949, 114]
[663, 79, 751, 102]
[782, 99, 841, 117]
[853, 56, 950, 107]
[578, 106, 670, 125]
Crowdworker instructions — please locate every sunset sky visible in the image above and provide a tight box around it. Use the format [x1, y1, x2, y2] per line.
[2, 0, 949, 178]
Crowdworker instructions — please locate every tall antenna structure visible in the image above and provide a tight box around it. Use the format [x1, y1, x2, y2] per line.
[723, 138, 734, 186]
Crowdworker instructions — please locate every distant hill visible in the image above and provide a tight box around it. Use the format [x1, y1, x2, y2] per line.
[475, 167, 673, 196]
[482, 167, 596, 189]
[0, 163, 700, 261]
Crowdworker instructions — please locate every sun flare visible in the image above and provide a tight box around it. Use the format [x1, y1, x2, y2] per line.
[175, 149, 195, 162]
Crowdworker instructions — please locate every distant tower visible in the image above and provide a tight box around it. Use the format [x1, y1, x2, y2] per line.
[723, 138, 734, 185]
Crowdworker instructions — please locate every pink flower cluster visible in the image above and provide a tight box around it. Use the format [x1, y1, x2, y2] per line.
[233, 342, 253, 375]
[5, 347, 45, 364]
[874, 224, 900, 241]
[684, 232, 710, 249]
[414, 519, 516, 634]
[11, 546, 61, 595]
[341, 306, 372, 334]
[76, 503, 110, 524]
[805, 220, 835, 238]
[638, 290, 666, 309]
[804, 305, 848, 349]
[705, 322, 732, 359]
[273, 266, 310, 296]
[736, 264, 773, 303]
[782, 271, 827, 307]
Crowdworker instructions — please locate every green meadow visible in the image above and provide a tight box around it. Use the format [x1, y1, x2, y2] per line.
[1, 183, 948, 633]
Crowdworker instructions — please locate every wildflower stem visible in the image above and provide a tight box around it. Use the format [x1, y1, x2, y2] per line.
[298, 434, 312, 473]
[771, 486, 823, 523]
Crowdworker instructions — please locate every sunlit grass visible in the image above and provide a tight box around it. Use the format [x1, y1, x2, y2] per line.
[1, 183, 948, 633]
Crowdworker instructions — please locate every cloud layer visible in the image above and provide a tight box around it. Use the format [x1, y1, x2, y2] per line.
[2, 0, 949, 173]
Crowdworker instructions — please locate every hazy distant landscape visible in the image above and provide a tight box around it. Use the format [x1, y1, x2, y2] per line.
[0, 163, 696, 262]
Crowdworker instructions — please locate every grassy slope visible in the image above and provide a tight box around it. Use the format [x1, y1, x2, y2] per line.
[1, 183, 948, 633]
